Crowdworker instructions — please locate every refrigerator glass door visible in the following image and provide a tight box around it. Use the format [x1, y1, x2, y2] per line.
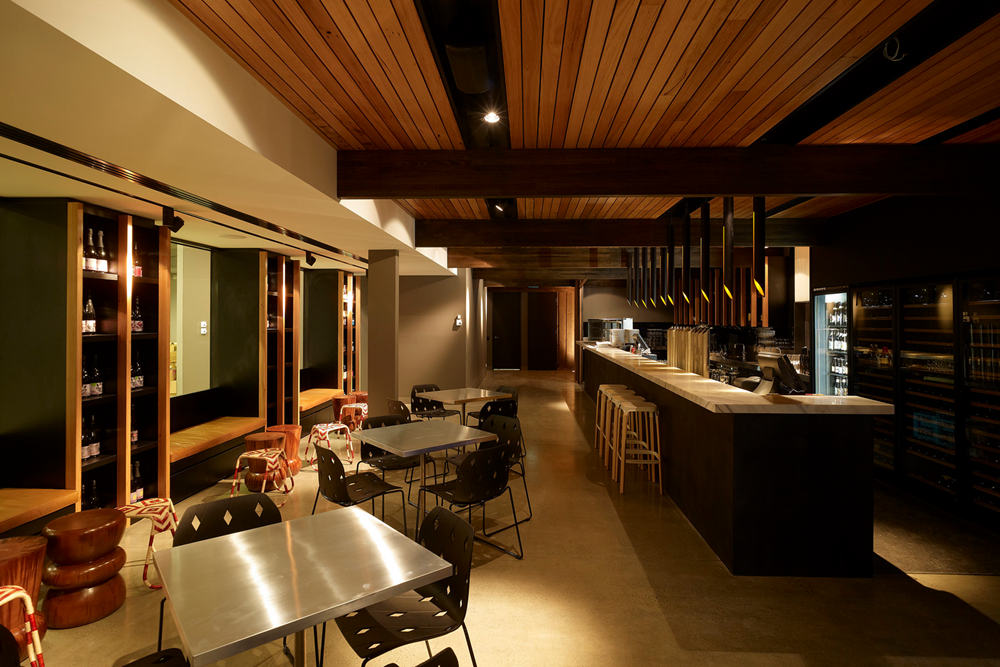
[814, 291, 848, 396]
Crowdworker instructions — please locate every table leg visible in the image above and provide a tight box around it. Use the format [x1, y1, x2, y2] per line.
[418, 453, 426, 539]
[294, 629, 305, 667]
[461, 404, 467, 426]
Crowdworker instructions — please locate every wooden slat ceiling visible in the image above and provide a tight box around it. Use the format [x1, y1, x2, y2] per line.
[803, 12, 1000, 144]
[168, 0, 464, 150]
[395, 199, 491, 220]
[946, 117, 1000, 143]
[516, 196, 681, 219]
[705, 196, 885, 219]
[498, 0, 933, 149]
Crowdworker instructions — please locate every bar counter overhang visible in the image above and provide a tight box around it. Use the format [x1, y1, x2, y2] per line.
[579, 343, 894, 577]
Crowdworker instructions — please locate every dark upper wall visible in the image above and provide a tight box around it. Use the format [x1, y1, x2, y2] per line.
[811, 196, 998, 289]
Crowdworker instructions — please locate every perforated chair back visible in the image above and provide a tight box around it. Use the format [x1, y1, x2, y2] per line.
[173, 494, 281, 546]
[495, 385, 519, 415]
[475, 398, 516, 427]
[453, 443, 516, 505]
[411, 384, 445, 414]
[360, 414, 408, 460]
[414, 507, 474, 624]
[387, 398, 414, 422]
[315, 444, 353, 505]
[478, 415, 521, 460]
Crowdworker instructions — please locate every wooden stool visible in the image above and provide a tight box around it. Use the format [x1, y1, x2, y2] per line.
[350, 391, 368, 404]
[601, 390, 636, 471]
[340, 403, 369, 431]
[244, 432, 287, 492]
[115, 498, 179, 589]
[0, 586, 44, 667]
[41, 509, 126, 628]
[332, 394, 353, 422]
[266, 424, 303, 476]
[615, 401, 662, 494]
[0, 537, 47, 662]
[231, 449, 294, 507]
[595, 384, 628, 453]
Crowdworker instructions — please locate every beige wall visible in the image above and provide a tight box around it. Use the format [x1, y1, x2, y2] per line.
[581, 285, 672, 325]
[172, 244, 212, 395]
[396, 269, 486, 400]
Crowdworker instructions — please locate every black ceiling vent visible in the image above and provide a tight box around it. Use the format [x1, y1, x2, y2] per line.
[444, 7, 491, 95]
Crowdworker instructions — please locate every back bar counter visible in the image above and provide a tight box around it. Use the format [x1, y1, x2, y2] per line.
[579, 342, 893, 577]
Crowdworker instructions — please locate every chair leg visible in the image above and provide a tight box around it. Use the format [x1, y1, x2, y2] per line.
[158, 597, 165, 651]
[395, 488, 408, 539]
[426, 640, 434, 658]
[483, 465, 532, 535]
[475, 491, 522, 559]
[311, 488, 320, 515]
[462, 622, 479, 667]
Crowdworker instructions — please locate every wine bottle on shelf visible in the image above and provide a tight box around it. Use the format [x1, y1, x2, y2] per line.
[132, 241, 142, 277]
[85, 479, 100, 510]
[130, 401, 139, 443]
[82, 357, 91, 398]
[90, 357, 103, 397]
[81, 417, 90, 460]
[96, 230, 109, 273]
[132, 297, 143, 333]
[83, 228, 98, 271]
[131, 461, 143, 503]
[83, 292, 97, 334]
[132, 355, 143, 389]
[90, 415, 102, 459]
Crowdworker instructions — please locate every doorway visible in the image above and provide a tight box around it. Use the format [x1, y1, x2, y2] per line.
[527, 292, 558, 370]
[492, 291, 521, 369]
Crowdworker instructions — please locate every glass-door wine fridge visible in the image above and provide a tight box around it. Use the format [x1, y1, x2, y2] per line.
[962, 277, 1000, 518]
[851, 286, 896, 472]
[813, 289, 849, 397]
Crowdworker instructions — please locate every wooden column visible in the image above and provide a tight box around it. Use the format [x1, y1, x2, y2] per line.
[723, 197, 734, 325]
[753, 196, 766, 326]
[66, 203, 83, 509]
[700, 202, 711, 324]
[291, 260, 301, 424]
[156, 226, 171, 498]
[116, 214, 132, 507]
[682, 213, 691, 320]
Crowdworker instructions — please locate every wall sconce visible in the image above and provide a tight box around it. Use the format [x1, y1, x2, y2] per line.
[455, 315, 463, 328]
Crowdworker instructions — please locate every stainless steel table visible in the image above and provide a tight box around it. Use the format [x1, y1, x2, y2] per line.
[153, 507, 451, 667]
[354, 420, 497, 521]
[414, 387, 512, 424]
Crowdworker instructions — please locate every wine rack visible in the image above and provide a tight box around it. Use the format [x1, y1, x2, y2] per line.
[963, 278, 1000, 517]
[264, 254, 300, 425]
[899, 282, 958, 500]
[851, 286, 895, 472]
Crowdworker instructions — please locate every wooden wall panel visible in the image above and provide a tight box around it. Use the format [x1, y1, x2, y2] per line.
[805, 14, 1000, 145]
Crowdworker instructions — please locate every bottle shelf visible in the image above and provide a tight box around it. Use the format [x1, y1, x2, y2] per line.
[906, 438, 956, 458]
[975, 484, 1000, 500]
[133, 276, 158, 285]
[81, 453, 117, 473]
[82, 270, 118, 282]
[131, 386, 157, 398]
[131, 439, 157, 455]
[131, 332, 157, 340]
[83, 333, 117, 343]
[908, 473, 957, 495]
[975, 499, 1000, 513]
[82, 393, 116, 406]
[905, 402, 955, 417]
[874, 459, 894, 471]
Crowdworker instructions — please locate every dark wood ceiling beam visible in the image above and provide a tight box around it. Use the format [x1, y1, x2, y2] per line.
[417, 218, 828, 248]
[337, 145, 998, 198]
[463, 248, 756, 271]
[473, 268, 627, 283]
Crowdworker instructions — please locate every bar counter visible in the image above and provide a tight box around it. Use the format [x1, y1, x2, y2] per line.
[579, 342, 893, 577]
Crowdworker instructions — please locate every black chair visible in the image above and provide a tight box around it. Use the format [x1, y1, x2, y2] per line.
[313, 442, 408, 539]
[388, 397, 421, 422]
[474, 398, 517, 428]
[448, 415, 533, 531]
[420, 443, 524, 560]
[411, 384, 461, 421]
[387, 647, 459, 667]
[330, 507, 478, 667]
[157, 494, 282, 651]
[122, 648, 189, 666]
[0, 624, 18, 667]
[467, 385, 519, 425]
[358, 415, 440, 507]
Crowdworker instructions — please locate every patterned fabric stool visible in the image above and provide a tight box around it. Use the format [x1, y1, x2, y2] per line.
[115, 498, 179, 590]
[266, 424, 303, 476]
[0, 537, 46, 662]
[244, 432, 287, 492]
[305, 423, 354, 470]
[0, 586, 44, 667]
[339, 403, 369, 431]
[231, 449, 294, 507]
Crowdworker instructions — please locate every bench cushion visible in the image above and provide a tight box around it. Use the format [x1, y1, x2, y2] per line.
[299, 388, 344, 413]
[170, 416, 266, 463]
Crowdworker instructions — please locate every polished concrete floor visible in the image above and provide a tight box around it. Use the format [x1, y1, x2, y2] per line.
[40, 370, 1000, 667]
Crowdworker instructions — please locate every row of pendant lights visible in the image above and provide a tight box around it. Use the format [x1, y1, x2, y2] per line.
[625, 197, 766, 315]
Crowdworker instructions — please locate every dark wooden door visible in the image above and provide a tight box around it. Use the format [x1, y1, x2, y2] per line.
[527, 292, 558, 370]
[492, 292, 521, 370]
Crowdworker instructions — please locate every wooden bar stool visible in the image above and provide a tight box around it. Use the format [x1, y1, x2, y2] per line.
[595, 384, 628, 453]
[598, 388, 635, 464]
[604, 391, 640, 473]
[615, 401, 662, 494]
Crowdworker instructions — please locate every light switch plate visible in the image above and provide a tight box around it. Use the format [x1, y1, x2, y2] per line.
[200, 327, 207, 334]
[200, 321, 207, 327]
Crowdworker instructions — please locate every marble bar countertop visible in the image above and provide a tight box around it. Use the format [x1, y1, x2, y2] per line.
[579, 342, 894, 415]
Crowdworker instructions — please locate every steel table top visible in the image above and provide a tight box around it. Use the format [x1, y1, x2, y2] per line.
[353, 419, 497, 457]
[414, 387, 512, 405]
[153, 507, 450, 667]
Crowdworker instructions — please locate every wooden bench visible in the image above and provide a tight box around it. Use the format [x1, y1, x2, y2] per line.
[169, 415, 266, 502]
[169, 416, 266, 463]
[0, 488, 77, 538]
[299, 388, 344, 432]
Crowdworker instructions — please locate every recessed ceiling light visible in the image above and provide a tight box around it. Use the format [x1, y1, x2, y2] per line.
[484, 111, 500, 123]
[220, 233, 247, 239]
[494, 203, 504, 211]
